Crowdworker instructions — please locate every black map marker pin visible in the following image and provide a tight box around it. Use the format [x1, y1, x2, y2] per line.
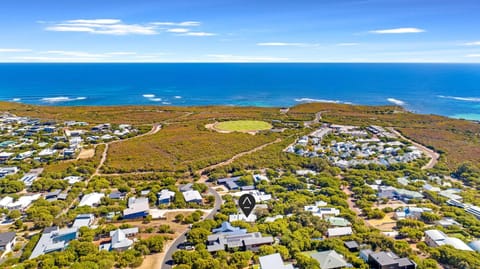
[238, 193, 256, 217]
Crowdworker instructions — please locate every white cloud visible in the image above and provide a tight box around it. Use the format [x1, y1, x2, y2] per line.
[167, 28, 190, 33]
[151, 21, 200, 27]
[67, 19, 121, 24]
[0, 48, 32, 52]
[466, 54, 480, 57]
[12, 56, 105, 62]
[43, 19, 214, 36]
[43, 50, 107, 58]
[464, 41, 480, 46]
[438, 95, 480, 102]
[45, 19, 157, 35]
[387, 98, 406, 106]
[337, 43, 359, 46]
[183, 32, 216, 36]
[369, 27, 425, 34]
[257, 42, 318, 47]
[207, 54, 289, 62]
[105, 52, 137, 55]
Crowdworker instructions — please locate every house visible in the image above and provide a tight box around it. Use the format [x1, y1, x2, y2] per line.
[207, 232, 274, 252]
[0, 197, 14, 209]
[109, 191, 126, 200]
[253, 174, 269, 183]
[64, 176, 83, 185]
[232, 190, 272, 203]
[439, 189, 462, 201]
[30, 226, 79, 259]
[0, 152, 13, 163]
[327, 227, 353, 237]
[394, 189, 423, 201]
[157, 189, 175, 205]
[217, 176, 241, 190]
[378, 186, 397, 199]
[0, 232, 16, 255]
[435, 218, 460, 227]
[78, 192, 104, 207]
[229, 213, 257, 223]
[259, 253, 293, 269]
[123, 197, 149, 219]
[307, 250, 349, 269]
[465, 205, 480, 219]
[14, 150, 34, 160]
[6, 194, 41, 211]
[468, 240, 480, 252]
[100, 228, 139, 251]
[264, 215, 284, 223]
[213, 222, 247, 234]
[328, 217, 351, 227]
[305, 206, 340, 219]
[57, 193, 68, 200]
[38, 148, 56, 157]
[140, 189, 150, 196]
[394, 207, 433, 220]
[179, 183, 193, 192]
[20, 173, 38, 187]
[0, 166, 18, 178]
[72, 214, 95, 228]
[45, 189, 62, 201]
[361, 250, 417, 269]
[344, 241, 359, 252]
[182, 190, 202, 203]
[424, 230, 472, 251]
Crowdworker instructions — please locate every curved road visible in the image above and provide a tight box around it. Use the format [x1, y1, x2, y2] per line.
[161, 186, 222, 269]
[387, 127, 440, 170]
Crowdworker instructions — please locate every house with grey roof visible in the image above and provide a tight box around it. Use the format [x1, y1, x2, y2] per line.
[72, 213, 95, 228]
[182, 190, 202, 204]
[0, 232, 16, 256]
[307, 250, 348, 269]
[360, 250, 417, 269]
[123, 197, 149, 219]
[259, 253, 293, 269]
[30, 226, 79, 259]
[207, 232, 273, 252]
[424, 229, 472, 251]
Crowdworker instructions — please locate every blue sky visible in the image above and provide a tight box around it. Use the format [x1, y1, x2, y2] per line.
[1, 0, 480, 62]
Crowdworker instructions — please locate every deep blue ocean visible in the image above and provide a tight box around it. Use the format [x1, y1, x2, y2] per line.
[1, 63, 479, 120]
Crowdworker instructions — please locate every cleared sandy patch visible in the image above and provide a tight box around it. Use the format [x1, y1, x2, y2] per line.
[77, 148, 95, 159]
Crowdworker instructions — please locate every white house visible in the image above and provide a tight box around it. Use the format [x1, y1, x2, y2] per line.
[327, 227, 353, 237]
[424, 230, 472, 251]
[78, 192, 104, 207]
[182, 190, 202, 203]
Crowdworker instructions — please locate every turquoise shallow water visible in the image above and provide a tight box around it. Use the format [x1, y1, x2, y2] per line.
[0, 63, 479, 120]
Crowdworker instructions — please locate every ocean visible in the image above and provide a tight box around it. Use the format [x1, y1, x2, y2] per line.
[1, 63, 479, 120]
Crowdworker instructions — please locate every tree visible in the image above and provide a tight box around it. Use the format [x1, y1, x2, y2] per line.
[172, 250, 201, 265]
[187, 228, 210, 245]
[421, 212, 441, 224]
[295, 253, 320, 269]
[8, 210, 21, 220]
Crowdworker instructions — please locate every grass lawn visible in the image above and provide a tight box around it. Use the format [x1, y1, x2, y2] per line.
[215, 120, 272, 132]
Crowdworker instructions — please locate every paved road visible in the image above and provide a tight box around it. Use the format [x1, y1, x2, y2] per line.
[161, 186, 222, 269]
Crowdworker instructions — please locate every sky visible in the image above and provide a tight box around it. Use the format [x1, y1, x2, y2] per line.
[1, 0, 480, 62]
